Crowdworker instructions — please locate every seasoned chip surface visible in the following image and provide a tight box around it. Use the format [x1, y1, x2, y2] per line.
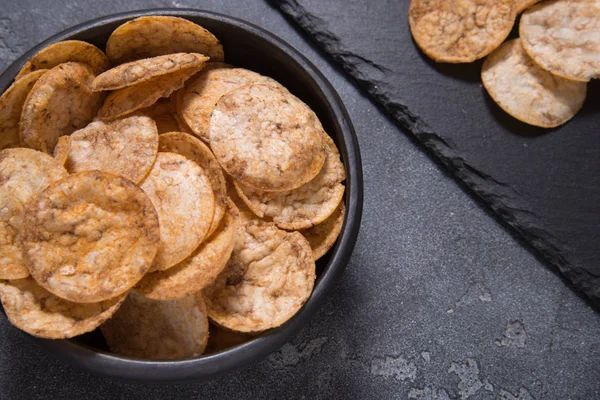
[15, 40, 110, 80]
[520, 0, 600, 82]
[100, 290, 209, 359]
[301, 202, 346, 261]
[135, 98, 180, 134]
[92, 53, 208, 91]
[515, 0, 541, 13]
[106, 16, 224, 65]
[0, 278, 126, 339]
[52, 136, 71, 166]
[21, 170, 160, 303]
[482, 39, 587, 128]
[19, 62, 105, 153]
[235, 133, 345, 230]
[97, 66, 200, 121]
[204, 221, 315, 332]
[210, 84, 327, 191]
[65, 115, 158, 183]
[136, 199, 238, 300]
[0, 148, 67, 280]
[179, 67, 275, 142]
[0, 70, 46, 150]
[409, 0, 515, 63]
[159, 132, 227, 237]
[140, 152, 215, 271]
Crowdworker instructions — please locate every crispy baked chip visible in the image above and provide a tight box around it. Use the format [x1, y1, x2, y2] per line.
[210, 84, 327, 192]
[140, 152, 215, 271]
[520, 0, 600, 82]
[408, 0, 515, 63]
[179, 67, 276, 142]
[204, 221, 315, 332]
[159, 132, 227, 237]
[0, 278, 126, 339]
[19, 62, 105, 153]
[15, 40, 110, 80]
[301, 202, 345, 261]
[482, 39, 587, 128]
[97, 66, 201, 121]
[0, 70, 46, 150]
[52, 136, 71, 165]
[515, 0, 541, 13]
[136, 199, 238, 300]
[64, 115, 158, 183]
[21, 170, 160, 303]
[106, 16, 224, 65]
[100, 290, 209, 359]
[205, 323, 254, 354]
[92, 53, 208, 91]
[234, 133, 345, 230]
[135, 98, 180, 134]
[0, 148, 67, 280]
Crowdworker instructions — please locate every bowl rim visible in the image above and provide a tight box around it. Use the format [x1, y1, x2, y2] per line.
[0, 8, 363, 383]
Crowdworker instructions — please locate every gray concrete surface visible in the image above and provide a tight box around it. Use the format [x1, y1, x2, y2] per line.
[1, 1, 599, 399]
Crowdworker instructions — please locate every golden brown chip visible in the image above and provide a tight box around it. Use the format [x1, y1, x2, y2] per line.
[482, 39, 587, 128]
[205, 323, 254, 354]
[21, 170, 160, 303]
[515, 0, 541, 13]
[408, 0, 515, 63]
[19, 62, 105, 153]
[158, 132, 227, 237]
[92, 53, 209, 91]
[0, 148, 68, 280]
[135, 98, 180, 134]
[210, 84, 327, 192]
[15, 40, 110, 80]
[234, 134, 345, 230]
[140, 152, 215, 271]
[136, 199, 238, 300]
[100, 290, 209, 359]
[64, 115, 158, 183]
[0, 70, 46, 150]
[0, 278, 126, 339]
[97, 65, 201, 121]
[204, 221, 315, 333]
[520, 0, 600, 82]
[301, 202, 345, 261]
[106, 16, 224, 65]
[52, 136, 71, 166]
[179, 67, 276, 142]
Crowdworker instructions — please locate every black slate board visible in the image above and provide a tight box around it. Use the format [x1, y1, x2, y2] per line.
[272, 0, 600, 303]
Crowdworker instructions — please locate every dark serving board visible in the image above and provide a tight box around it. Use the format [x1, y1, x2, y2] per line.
[272, 0, 600, 303]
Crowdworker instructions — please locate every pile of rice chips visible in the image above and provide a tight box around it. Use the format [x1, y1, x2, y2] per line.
[0, 16, 346, 359]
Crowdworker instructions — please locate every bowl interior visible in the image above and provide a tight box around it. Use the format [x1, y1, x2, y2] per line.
[0, 9, 362, 382]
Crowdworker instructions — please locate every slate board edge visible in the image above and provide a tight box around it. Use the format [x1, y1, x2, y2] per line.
[271, 0, 600, 305]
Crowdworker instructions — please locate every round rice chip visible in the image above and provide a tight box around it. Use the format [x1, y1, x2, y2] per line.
[21, 170, 160, 303]
[15, 40, 110, 81]
[408, 0, 515, 63]
[101, 290, 209, 360]
[520, 0, 600, 82]
[0, 278, 126, 339]
[136, 199, 238, 300]
[140, 152, 215, 271]
[106, 16, 224, 65]
[52, 136, 71, 166]
[204, 226, 315, 333]
[92, 53, 209, 91]
[0, 148, 68, 280]
[158, 132, 227, 237]
[205, 323, 254, 354]
[0, 70, 46, 150]
[516, 0, 541, 14]
[19, 62, 105, 153]
[179, 67, 276, 142]
[482, 39, 587, 128]
[135, 98, 180, 134]
[64, 115, 158, 183]
[301, 201, 345, 261]
[234, 134, 345, 230]
[210, 84, 327, 192]
[97, 66, 201, 121]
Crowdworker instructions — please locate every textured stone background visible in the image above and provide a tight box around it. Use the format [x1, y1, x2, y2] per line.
[1, 1, 599, 399]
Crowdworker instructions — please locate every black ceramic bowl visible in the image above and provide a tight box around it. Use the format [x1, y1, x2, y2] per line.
[0, 9, 362, 382]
